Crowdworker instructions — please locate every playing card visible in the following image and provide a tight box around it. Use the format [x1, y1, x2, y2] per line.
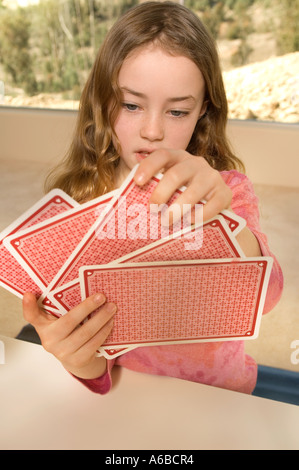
[98, 346, 138, 359]
[3, 191, 117, 302]
[42, 165, 246, 313]
[79, 258, 273, 355]
[0, 189, 78, 301]
[114, 215, 245, 264]
[107, 218, 246, 358]
[46, 215, 246, 358]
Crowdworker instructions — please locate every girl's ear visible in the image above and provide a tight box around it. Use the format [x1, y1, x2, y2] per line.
[198, 100, 209, 121]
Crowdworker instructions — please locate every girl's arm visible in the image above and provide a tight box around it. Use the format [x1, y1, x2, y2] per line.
[223, 169, 284, 313]
[234, 220, 262, 257]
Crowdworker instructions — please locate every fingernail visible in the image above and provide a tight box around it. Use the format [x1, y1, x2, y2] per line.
[106, 302, 117, 314]
[135, 172, 145, 185]
[94, 293, 105, 304]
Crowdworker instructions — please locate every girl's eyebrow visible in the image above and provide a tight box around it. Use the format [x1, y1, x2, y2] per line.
[121, 87, 196, 103]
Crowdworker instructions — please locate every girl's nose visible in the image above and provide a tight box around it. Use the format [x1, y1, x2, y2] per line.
[140, 114, 164, 142]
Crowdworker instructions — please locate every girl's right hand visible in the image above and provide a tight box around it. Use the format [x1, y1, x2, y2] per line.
[22, 292, 116, 379]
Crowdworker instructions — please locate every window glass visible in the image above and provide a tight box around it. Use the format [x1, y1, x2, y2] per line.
[0, 0, 298, 123]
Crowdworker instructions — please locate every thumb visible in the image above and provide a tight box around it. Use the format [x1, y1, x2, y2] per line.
[22, 292, 45, 327]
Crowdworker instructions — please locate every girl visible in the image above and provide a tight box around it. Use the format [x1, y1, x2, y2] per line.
[23, 1, 283, 395]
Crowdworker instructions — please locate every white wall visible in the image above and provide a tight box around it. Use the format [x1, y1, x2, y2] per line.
[226, 119, 299, 188]
[0, 106, 298, 187]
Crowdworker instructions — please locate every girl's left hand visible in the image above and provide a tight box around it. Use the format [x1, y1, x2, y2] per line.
[134, 149, 232, 224]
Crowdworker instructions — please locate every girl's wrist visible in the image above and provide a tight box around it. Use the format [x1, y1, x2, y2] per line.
[63, 356, 108, 380]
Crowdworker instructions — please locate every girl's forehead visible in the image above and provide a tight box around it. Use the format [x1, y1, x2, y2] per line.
[120, 44, 202, 77]
[122, 42, 188, 65]
[118, 44, 205, 96]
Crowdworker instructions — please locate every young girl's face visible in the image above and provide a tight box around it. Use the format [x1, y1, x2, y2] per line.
[113, 44, 207, 185]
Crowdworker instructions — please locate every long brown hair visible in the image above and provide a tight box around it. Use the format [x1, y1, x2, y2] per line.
[45, 1, 244, 202]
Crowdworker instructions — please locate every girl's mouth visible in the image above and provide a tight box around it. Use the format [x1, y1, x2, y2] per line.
[138, 152, 150, 158]
[135, 150, 155, 160]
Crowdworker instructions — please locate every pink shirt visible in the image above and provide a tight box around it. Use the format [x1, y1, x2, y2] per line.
[76, 170, 283, 395]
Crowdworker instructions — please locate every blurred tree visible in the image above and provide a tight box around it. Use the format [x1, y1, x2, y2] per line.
[0, 7, 37, 94]
[28, 0, 138, 96]
[5, 0, 295, 100]
[185, 0, 219, 9]
[201, 2, 225, 38]
[228, 0, 254, 66]
[276, 0, 299, 54]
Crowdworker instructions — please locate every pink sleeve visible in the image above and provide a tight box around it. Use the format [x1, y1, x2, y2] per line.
[221, 170, 283, 314]
[72, 359, 115, 394]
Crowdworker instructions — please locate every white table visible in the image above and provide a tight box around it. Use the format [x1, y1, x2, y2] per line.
[0, 334, 298, 450]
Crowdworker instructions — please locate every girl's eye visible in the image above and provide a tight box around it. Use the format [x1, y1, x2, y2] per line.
[123, 103, 139, 112]
[170, 110, 189, 117]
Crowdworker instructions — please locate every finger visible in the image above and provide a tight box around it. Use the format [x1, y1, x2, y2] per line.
[22, 292, 52, 328]
[149, 159, 196, 207]
[134, 149, 182, 186]
[150, 157, 207, 225]
[58, 293, 107, 337]
[51, 303, 116, 364]
[202, 188, 232, 222]
[162, 175, 231, 227]
[69, 302, 116, 349]
[160, 185, 204, 227]
[70, 316, 115, 366]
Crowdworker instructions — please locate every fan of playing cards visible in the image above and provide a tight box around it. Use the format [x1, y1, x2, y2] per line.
[0, 165, 272, 359]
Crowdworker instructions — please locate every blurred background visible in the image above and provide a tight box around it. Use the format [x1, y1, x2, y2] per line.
[0, 0, 298, 123]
